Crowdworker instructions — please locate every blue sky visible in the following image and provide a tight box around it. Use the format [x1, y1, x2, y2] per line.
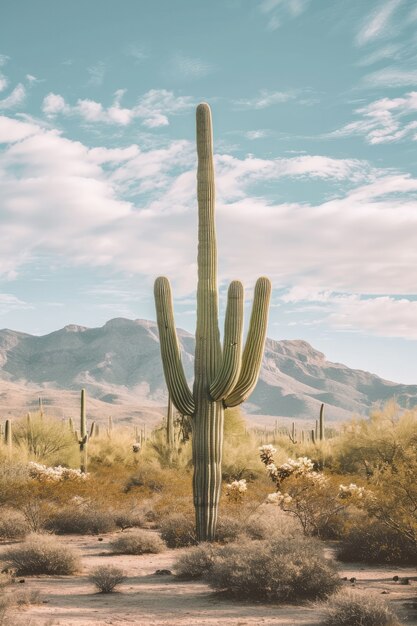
[1, 0, 417, 383]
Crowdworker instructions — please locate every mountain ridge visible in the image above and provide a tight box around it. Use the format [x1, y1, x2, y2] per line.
[0, 317, 416, 425]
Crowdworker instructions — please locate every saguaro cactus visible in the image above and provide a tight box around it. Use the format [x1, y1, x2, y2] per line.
[4, 419, 12, 459]
[319, 403, 325, 441]
[78, 389, 88, 473]
[154, 103, 271, 541]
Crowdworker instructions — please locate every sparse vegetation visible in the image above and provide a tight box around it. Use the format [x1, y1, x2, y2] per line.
[110, 529, 165, 555]
[160, 513, 197, 548]
[320, 589, 402, 626]
[88, 566, 127, 593]
[1, 534, 80, 575]
[45, 506, 117, 535]
[0, 508, 29, 540]
[206, 536, 341, 601]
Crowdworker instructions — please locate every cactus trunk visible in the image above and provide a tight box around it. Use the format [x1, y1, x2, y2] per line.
[319, 403, 325, 441]
[79, 389, 88, 473]
[154, 104, 271, 541]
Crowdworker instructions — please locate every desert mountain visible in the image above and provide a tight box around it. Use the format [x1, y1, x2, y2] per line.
[0, 317, 416, 425]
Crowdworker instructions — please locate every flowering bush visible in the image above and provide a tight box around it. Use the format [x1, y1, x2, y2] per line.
[225, 479, 247, 502]
[259, 447, 358, 537]
[28, 462, 88, 482]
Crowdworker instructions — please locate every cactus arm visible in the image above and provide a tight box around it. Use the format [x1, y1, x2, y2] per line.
[154, 276, 195, 416]
[224, 276, 271, 407]
[210, 280, 243, 401]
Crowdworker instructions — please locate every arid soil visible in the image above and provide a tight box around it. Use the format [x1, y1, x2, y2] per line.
[1, 534, 416, 626]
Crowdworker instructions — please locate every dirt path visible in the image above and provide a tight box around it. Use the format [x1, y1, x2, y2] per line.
[2, 534, 416, 626]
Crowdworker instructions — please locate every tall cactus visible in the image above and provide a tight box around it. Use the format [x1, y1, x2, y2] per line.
[78, 389, 88, 473]
[319, 403, 325, 441]
[4, 419, 12, 459]
[166, 395, 175, 449]
[154, 103, 271, 541]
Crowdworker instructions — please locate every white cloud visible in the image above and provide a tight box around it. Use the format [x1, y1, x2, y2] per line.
[0, 76, 7, 92]
[0, 293, 31, 314]
[245, 130, 268, 140]
[42, 89, 194, 128]
[259, 0, 311, 30]
[171, 54, 214, 79]
[2, 113, 417, 314]
[87, 62, 105, 86]
[364, 67, 417, 87]
[234, 89, 296, 110]
[326, 296, 417, 340]
[282, 288, 417, 340]
[0, 84, 26, 109]
[333, 91, 417, 144]
[356, 0, 402, 46]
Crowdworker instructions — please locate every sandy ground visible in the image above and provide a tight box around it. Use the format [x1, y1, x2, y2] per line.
[1, 534, 416, 626]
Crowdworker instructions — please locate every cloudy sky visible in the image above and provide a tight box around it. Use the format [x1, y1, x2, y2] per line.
[1, 0, 417, 383]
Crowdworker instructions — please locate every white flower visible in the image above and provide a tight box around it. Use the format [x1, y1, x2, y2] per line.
[338, 483, 366, 499]
[259, 444, 277, 465]
[266, 491, 292, 505]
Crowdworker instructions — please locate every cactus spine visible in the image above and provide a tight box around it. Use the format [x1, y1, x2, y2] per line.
[154, 103, 271, 541]
[78, 389, 88, 473]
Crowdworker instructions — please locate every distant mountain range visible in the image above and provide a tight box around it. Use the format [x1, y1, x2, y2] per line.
[0, 317, 416, 426]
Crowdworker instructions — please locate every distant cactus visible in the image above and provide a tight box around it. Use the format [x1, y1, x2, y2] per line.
[311, 429, 316, 445]
[68, 417, 74, 433]
[4, 419, 12, 459]
[289, 421, 297, 444]
[154, 104, 271, 541]
[77, 389, 88, 473]
[319, 403, 325, 441]
[38, 396, 44, 418]
[107, 416, 113, 438]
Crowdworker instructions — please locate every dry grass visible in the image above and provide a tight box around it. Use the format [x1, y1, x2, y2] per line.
[1, 533, 80, 575]
[109, 529, 165, 555]
[320, 589, 402, 626]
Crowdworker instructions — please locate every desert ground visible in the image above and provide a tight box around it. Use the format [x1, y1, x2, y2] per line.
[1, 533, 416, 626]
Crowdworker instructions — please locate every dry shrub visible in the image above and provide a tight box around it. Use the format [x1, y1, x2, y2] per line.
[1, 533, 80, 575]
[320, 589, 401, 626]
[110, 530, 165, 555]
[113, 509, 143, 531]
[337, 520, 417, 565]
[207, 536, 341, 602]
[0, 508, 29, 540]
[174, 543, 217, 579]
[244, 506, 303, 540]
[215, 516, 242, 543]
[88, 566, 126, 593]
[160, 513, 197, 548]
[45, 507, 116, 535]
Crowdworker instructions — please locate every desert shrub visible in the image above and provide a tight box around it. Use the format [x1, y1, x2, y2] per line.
[160, 513, 197, 548]
[88, 566, 126, 593]
[1, 533, 80, 575]
[243, 507, 303, 540]
[13, 415, 78, 466]
[337, 519, 417, 564]
[174, 543, 218, 579]
[45, 507, 116, 535]
[124, 465, 166, 493]
[215, 516, 242, 543]
[0, 508, 29, 540]
[207, 536, 341, 601]
[320, 589, 401, 626]
[113, 509, 143, 530]
[110, 530, 165, 555]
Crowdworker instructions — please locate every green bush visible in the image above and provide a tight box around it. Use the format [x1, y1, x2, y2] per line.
[110, 530, 165, 555]
[160, 513, 196, 548]
[320, 589, 401, 626]
[174, 543, 217, 579]
[0, 508, 29, 540]
[337, 520, 417, 565]
[45, 507, 116, 535]
[207, 536, 341, 602]
[1, 534, 80, 575]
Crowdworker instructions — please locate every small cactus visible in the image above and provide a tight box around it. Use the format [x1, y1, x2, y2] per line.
[4, 419, 12, 459]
